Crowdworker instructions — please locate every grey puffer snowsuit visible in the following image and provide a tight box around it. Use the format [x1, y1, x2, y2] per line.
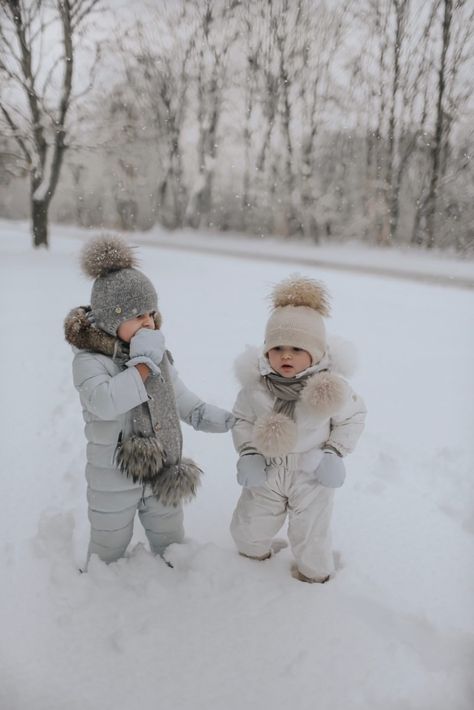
[71, 335, 232, 564]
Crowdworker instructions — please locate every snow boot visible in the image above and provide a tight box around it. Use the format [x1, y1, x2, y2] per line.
[291, 564, 330, 584]
[239, 538, 289, 561]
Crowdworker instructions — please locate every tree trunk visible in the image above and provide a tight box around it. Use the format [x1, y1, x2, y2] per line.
[32, 198, 49, 248]
[386, 0, 408, 243]
[425, 0, 452, 249]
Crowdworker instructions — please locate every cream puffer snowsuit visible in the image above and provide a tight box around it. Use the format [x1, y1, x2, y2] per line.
[230, 344, 366, 579]
[72, 347, 231, 564]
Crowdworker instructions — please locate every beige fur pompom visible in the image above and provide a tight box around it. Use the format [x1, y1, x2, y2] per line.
[300, 372, 350, 418]
[270, 275, 330, 316]
[252, 413, 297, 457]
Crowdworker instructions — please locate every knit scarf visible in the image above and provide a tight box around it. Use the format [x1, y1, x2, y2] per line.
[64, 306, 202, 506]
[263, 371, 314, 420]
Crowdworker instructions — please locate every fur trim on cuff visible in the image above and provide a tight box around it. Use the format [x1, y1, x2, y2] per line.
[252, 413, 297, 457]
[301, 372, 350, 418]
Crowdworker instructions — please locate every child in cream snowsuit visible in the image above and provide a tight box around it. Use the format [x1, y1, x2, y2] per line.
[65, 235, 234, 566]
[230, 277, 366, 583]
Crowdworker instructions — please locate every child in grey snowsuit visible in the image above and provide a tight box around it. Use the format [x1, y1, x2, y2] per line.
[65, 235, 234, 566]
[230, 277, 366, 583]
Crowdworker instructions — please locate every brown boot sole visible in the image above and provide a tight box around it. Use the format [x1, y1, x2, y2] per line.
[238, 538, 289, 562]
[239, 551, 272, 561]
[291, 565, 330, 584]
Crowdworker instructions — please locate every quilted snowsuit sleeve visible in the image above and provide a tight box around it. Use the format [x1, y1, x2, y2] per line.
[72, 351, 149, 420]
[325, 388, 367, 456]
[231, 387, 259, 456]
[169, 365, 234, 433]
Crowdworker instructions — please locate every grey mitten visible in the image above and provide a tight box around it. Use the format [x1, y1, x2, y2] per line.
[126, 356, 161, 376]
[237, 453, 267, 488]
[314, 449, 346, 488]
[190, 403, 236, 433]
[129, 329, 166, 365]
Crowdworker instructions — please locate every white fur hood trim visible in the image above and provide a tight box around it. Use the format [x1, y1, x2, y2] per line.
[234, 335, 357, 388]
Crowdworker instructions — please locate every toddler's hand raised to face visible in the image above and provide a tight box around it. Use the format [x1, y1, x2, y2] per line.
[130, 329, 166, 366]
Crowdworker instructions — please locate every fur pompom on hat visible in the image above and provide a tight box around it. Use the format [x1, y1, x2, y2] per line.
[264, 275, 330, 365]
[271, 276, 330, 316]
[80, 234, 138, 278]
[80, 234, 159, 336]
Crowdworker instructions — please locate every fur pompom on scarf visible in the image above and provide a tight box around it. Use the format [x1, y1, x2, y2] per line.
[65, 306, 202, 506]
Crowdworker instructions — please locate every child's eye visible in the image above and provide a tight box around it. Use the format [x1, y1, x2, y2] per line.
[293, 347, 302, 352]
[274, 346, 282, 351]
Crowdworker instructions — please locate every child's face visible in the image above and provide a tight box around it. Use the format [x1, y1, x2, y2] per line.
[117, 311, 156, 343]
[267, 346, 312, 378]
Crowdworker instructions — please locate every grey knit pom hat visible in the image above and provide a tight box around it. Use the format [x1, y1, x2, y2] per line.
[80, 235, 159, 336]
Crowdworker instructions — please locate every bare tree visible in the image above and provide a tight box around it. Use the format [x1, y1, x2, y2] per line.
[423, 0, 453, 248]
[0, 0, 101, 247]
[183, 0, 239, 229]
[297, 0, 351, 241]
[113, 14, 194, 230]
[239, 0, 261, 229]
[385, 0, 409, 242]
[422, 0, 473, 248]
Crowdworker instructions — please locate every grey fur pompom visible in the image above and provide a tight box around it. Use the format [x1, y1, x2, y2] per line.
[80, 235, 138, 279]
[152, 458, 203, 507]
[115, 435, 165, 484]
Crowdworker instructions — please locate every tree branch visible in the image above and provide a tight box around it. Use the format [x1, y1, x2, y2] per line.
[0, 101, 32, 163]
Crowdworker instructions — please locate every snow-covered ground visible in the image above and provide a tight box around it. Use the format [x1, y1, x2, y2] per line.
[1, 220, 473, 710]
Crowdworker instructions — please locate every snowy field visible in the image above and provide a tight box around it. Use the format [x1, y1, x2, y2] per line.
[1, 221, 473, 710]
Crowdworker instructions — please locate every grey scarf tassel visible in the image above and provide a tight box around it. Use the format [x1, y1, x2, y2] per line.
[115, 356, 203, 506]
[151, 458, 203, 507]
[115, 434, 165, 485]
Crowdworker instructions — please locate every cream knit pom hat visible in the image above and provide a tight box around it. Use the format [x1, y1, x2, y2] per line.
[264, 276, 330, 365]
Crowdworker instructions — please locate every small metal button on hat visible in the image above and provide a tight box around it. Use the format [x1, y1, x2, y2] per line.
[115, 306, 122, 314]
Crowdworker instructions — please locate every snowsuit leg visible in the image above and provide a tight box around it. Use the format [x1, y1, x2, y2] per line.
[231, 465, 335, 579]
[138, 494, 184, 556]
[287, 471, 335, 579]
[230, 479, 287, 558]
[87, 488, 142, 564]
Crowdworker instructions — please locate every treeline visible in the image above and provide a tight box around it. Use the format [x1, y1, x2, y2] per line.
[1, 0, 473, 251]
